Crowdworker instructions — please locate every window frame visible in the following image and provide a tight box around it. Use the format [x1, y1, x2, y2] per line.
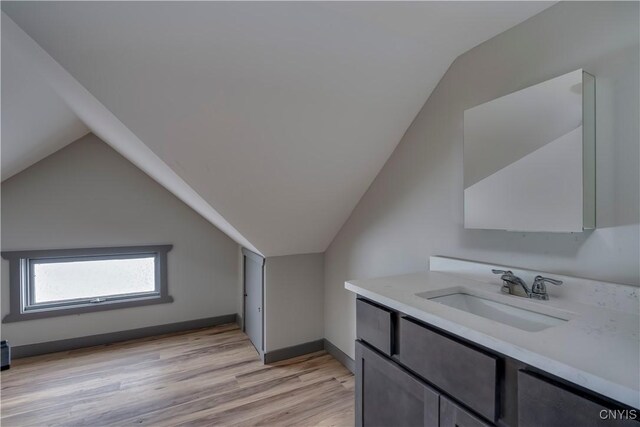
[2, 245, 173, 323]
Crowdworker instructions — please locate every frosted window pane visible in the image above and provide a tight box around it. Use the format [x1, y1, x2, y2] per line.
[33, 257, 155, 303]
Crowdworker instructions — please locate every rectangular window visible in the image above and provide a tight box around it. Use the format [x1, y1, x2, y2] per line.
[2, 245, 173, 322]
[30, 255, 156, 306]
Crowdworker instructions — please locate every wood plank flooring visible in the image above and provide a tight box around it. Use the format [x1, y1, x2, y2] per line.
[0, 324, 354, 426]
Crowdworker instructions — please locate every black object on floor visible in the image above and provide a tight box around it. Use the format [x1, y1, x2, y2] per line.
[1, 340, 10, 370]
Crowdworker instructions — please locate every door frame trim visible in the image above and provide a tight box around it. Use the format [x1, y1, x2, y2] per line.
[241, 248, 265, 358]
[241, 248, 265, 264]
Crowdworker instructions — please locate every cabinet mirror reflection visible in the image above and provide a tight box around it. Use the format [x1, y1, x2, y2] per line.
[464, 69, 595, 232]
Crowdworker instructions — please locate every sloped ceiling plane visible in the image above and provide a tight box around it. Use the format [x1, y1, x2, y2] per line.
[1, 2, 553, 256]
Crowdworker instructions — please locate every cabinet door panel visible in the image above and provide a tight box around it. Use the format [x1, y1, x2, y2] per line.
[398, 317, 498, 421]
[440, 396, 491, 427]
[356, 341, 439, 427]
[518, 370, 639, 427]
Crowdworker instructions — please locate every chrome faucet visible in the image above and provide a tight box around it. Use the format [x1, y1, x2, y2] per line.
[492, 269, 562, 300]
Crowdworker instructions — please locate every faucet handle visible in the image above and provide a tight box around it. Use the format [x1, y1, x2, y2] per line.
[531, 275, 562, 300]
[492, 269, 512, 275]
[533, 275, 563, 286]
[493, 269, 517, 294]
[492, 269, 517, 282]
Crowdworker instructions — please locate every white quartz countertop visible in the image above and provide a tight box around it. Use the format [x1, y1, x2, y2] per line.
[345, 257, 640, 409]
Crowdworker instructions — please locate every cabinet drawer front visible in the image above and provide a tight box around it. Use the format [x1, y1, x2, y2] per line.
[356, 298, 393, 356]
[518, 371, 639, 427]
[356, 341, 440, 427]
[440, 396, 491, 427]
[398, 317, 498, 421]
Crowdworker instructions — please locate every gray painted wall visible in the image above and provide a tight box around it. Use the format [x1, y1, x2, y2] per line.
[265, 253, 324, 352]
[1, 133, 240, 346]
[324, 2, 640, 359]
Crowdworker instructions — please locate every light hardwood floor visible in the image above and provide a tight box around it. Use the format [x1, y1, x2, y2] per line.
[0, 324, 355, 426]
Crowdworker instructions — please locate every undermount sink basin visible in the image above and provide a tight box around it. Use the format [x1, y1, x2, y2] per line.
[417, 290, 569, 332]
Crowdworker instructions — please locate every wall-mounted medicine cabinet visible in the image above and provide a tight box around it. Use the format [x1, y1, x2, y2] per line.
[464, 69, 595, 232]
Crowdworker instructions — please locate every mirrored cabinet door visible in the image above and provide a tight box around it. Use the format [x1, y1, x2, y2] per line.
[463, 69, 595, 232]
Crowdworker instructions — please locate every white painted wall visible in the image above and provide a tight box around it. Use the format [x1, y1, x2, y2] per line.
[1, 134, 240, 346]
[265, 253, 324, 352]
[324, 2, 640, 359]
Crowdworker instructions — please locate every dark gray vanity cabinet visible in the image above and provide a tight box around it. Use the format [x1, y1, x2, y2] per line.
[356, 341, 440, 427]
[355, 297, 638, 427]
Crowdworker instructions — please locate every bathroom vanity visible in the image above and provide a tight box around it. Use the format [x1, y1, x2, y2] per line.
[346, 257, 639, 426]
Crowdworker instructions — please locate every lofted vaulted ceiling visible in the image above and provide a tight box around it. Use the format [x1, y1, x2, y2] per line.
[1, 2, 552, 256]
[1, 28, 89, 181]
